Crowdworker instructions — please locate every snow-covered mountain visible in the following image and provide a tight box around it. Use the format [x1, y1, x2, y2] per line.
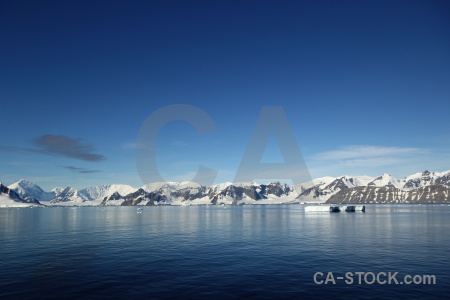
[327, 185, 450, 204]
[8, 179, 55, 202]
[101, 181, 298, 206]
[49, 184, 137, 203]
[324, 170, 450, 204]
[210, 181, 297, 205]
[295, 170, 450, 202]
[295, 175, 374, 202]
[368, 173, 404, 189]
[0, 182, 41, 207]
[102, 188, 168, 206]
[78, 184, 136, 201]
[7, 180, 136, 204]
[51, 186, 85, 203]
[5, 169, 450, 206]
[402, 170, 450, 190]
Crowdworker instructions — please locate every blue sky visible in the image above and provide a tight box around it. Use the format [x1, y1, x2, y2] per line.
[1, 0, 450, 190]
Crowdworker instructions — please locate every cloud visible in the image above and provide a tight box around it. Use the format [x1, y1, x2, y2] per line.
[32, 135, 105, 161]
[0, 134, 106, 162]
[326, 157, 405, 167]
[313, 145, 424, 161]
[306, 145, 433, 178]
[64, 166, 102, 174]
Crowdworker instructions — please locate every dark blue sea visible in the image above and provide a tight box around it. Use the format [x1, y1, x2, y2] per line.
[1, 205, 449, 299]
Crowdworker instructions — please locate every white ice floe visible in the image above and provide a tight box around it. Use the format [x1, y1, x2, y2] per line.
[304, 205, 365, 212]
[304, 206, 339, 212]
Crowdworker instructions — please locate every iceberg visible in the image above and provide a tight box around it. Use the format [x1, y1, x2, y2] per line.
[304, 205, 365, 212]
[305, 206, 340, 212]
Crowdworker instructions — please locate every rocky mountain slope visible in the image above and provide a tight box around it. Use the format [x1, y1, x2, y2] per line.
[326, 185, 450, 204]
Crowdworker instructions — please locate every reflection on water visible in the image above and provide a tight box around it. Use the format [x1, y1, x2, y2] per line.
[1, 205, 449, 299]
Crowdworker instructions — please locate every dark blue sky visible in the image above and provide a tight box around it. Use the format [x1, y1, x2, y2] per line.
[1, 0, 450, 189]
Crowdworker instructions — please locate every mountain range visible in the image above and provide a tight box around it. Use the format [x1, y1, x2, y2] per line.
[2, 170, 450, 207]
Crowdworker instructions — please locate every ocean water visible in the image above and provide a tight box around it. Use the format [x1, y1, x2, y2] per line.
[1, 205, 449, 299]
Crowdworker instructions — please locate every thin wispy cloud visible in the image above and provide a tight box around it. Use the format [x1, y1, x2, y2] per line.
[64, 166, 102, 174]
[329, 157, 405, 167]
[313, 145, 424, 161]
[307, 145, 432, 178]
